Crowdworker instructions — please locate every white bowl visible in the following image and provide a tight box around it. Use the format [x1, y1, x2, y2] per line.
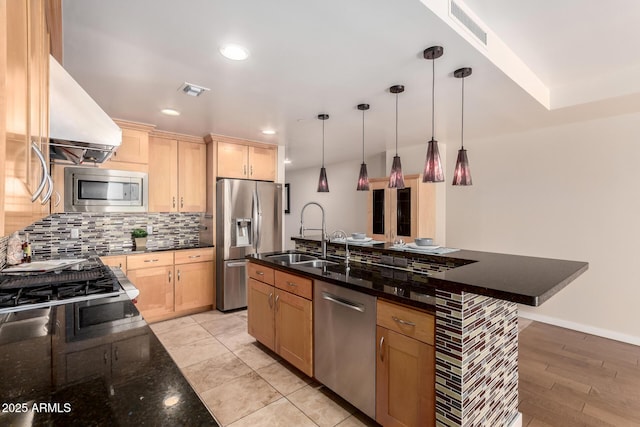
[414, 237, 434, 246]
[351, 232, 366, 240]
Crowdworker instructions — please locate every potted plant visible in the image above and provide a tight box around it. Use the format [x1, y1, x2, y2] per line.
[132, 228, 148, 251]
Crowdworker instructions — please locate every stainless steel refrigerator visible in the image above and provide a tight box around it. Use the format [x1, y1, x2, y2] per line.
[216, 179, 282, 311]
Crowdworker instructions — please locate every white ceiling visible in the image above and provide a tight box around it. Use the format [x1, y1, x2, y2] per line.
[62, 0, 640, 171]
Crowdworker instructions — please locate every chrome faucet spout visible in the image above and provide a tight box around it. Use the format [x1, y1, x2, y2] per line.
[300, 202, 327, 258]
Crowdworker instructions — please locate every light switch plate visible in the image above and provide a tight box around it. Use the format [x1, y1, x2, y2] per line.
[70, 229, 79, 239]
[146, 225, 153, 235]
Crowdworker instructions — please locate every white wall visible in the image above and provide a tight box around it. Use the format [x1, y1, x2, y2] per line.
[445, 112, 640, 345]
[283, 154, 385, 249]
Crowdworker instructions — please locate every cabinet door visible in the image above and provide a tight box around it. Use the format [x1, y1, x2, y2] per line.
[391, 179, 418, 242]
[247, 278, 275, 351]
[368, 180, 390, 242]
[148, 137, 178, 212]
[376, 327, 435, 427]
[217, 141, 248, 179]
[127, 266, 174, 321]
[174, 261, 214, 312]
[248, 146, 276, 181]
[109, 128, 149, 164]
[178, 141, 206, 212]
[275, 289, 313, 377]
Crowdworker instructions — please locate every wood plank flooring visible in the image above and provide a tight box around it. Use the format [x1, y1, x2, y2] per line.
[519, 321, 640, 427]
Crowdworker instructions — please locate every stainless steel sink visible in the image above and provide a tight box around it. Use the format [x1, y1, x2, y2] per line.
[295, 259, 338, 268]
[265, 253, 318, 264]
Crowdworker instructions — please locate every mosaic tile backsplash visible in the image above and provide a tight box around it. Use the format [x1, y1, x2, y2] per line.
[11, 213, 202, 260]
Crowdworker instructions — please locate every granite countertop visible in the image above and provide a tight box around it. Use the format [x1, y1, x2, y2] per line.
[255, 237, 589, 307]
[103, 244, 215, 257]
[0, 296, 218, 426]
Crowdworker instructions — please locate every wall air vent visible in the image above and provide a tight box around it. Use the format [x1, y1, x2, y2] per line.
[450, 0, 487, 46]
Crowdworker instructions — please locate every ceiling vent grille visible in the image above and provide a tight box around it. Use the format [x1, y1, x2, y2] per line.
[450, 0, 487, 46]
[178, 82, 210, 97]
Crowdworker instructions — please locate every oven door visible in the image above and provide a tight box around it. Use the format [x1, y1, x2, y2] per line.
[64, 167, 148, 213]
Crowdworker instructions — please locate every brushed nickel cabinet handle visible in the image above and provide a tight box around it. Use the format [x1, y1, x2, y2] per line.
[144, 259, 159, 263]
[177, 270, 181, 280]
[268, 292, 273, 309]
[275, 294, 280, 311]
[286, 281, 298, 287]
[250, 165, 253, 176]
[172, 196, 176, 208]
[256, 271, 264, 276]
[392, 316, 416, 327]
[168, 271, 172, 282]
[103, 350, 108, 364]
[379, 336, 385, 362]
[188, 255, 201, 259]
[180, 197, 184, 208]
[243, 165, 247, 175]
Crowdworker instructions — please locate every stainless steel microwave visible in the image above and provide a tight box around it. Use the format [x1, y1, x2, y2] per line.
[64, 167, 148, 213]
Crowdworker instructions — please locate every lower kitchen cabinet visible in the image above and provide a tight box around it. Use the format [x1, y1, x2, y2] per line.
[247, 262, 313, 376]
[127, 248, 214, 323]
[100, 255, 127, 274]
[376, 300, 435, 427]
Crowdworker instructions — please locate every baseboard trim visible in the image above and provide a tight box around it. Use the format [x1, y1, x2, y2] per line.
[518, 311, 640, 346]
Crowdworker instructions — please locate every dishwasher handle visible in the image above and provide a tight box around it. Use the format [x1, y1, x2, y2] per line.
[321, 292, 365, 312]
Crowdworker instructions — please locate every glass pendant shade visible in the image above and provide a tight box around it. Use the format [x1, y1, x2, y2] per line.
[317, 167, 329, 192]
[356, 163, 370, 191]
[389, 155, 405, 189]
[423, 138, 444, 182]
[452, 148, 472, 186]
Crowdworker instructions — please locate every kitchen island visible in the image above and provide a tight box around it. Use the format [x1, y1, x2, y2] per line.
[0, 287, 218, 426]
[248, 237, 588, 427]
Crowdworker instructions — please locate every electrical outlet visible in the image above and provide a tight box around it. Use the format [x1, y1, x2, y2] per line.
[146, 225, 153, 235]
[70, 229, 79, 239]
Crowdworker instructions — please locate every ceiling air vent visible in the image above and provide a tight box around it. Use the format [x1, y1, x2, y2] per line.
[450, 0, 487, 46]
[178, 82, 210, 97]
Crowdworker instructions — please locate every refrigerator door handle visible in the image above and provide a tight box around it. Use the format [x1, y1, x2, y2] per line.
[252, 188, 259, 251]
[256, 187, 263, 250]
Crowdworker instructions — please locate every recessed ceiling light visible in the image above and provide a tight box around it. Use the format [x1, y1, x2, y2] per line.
[284, 158, 292, 164]
[262, 129, 276, 135]
[161, 108, 181, 116]
[220, 44, 250, 61]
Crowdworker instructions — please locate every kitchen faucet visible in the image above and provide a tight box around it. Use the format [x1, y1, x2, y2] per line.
[299, 202, 327, 258]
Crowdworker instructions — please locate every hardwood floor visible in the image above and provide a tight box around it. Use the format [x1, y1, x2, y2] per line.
[519, 321, 640, 427]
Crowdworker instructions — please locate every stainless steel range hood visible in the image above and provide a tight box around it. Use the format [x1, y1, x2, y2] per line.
[49, 55, 122, 164]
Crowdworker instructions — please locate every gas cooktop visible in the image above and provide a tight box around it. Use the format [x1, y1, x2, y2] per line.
[0, 258, 122, 314]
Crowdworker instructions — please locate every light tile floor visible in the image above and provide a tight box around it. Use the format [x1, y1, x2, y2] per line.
[150, 309, 379, 427]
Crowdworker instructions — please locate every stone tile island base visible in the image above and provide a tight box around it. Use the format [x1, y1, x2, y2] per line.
[435, 289, 521, 427]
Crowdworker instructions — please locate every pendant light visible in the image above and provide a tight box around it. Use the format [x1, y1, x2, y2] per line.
[452, 67, 473, 186]
[422, 46, 445, 183]
[317, 113, 330, 192]
[388, 85, 405, 189]
[356, 103, 370, 191]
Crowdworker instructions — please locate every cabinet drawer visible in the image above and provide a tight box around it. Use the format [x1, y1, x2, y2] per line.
[174, 247, 214, 264]
[275, 270, 313, 300]
[100, 255, 127, 272]
[377, 299, 434, 345]
[127, 252, 174, 270]
[248, 262, 275, 285]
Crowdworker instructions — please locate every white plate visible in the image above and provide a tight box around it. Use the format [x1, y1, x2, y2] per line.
[347, 236, 372, 242]
[407, 243, 440, 250]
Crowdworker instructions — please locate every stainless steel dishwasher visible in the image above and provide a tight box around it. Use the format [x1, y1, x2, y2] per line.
[314, 280, 376, 419]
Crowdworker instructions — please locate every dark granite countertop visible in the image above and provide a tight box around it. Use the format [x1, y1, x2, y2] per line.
[0, 295, 218, 426]
[102, 244, 215, 257]
[251, 237, 589, 308]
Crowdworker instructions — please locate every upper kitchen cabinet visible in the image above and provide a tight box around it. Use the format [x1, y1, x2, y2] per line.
[2, 0, 53, 235]
[148, 131, 206, 213]
[367, 174, 435, 243]
[100, 119, 155, 172]
[207, 135, 277, 182]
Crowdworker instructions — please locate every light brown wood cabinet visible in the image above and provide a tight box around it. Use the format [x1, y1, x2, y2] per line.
[376, 299, 435, 427]
[213, 138, 277, 182]
[100, 255, 127, 274]
[126, 248, 214, 323]
[2, 0, 52, 234]
[102, 120, 154, 169]
[247, 262, 313, 376]
[367, 174, 435, 243]
[148, 133, 206, 212]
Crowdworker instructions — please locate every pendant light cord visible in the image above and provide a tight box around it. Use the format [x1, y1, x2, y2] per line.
[431, 58, 435, 140]
[461, 77, 465, 149]
[322, 119, 325, 166]
[395, 93, 399, 155]
[362, 109, 365, 162]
